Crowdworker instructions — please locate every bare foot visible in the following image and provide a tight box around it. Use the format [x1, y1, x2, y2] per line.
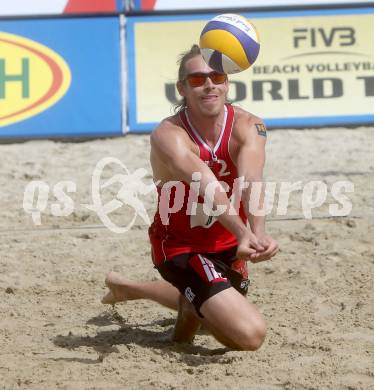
[101, 272, 130, 304]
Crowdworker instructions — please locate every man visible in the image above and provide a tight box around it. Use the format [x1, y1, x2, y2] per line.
[102, 45, 278, 350]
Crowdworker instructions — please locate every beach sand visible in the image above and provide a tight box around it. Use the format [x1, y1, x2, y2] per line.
[1, 127, 373, 389]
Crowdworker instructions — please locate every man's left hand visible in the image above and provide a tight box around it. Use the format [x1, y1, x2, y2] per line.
[249, 233, 279, 263]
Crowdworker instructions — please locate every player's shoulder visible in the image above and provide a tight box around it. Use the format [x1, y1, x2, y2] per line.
[232, 105, 264, 127]
[231, 105, 267, 141]
[152, 115, 181, 138]
[151, 114, 191, 149]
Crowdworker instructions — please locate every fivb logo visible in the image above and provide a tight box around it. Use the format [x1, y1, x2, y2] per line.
[0, 32, 71, 127]
[293, 27, 356, 49]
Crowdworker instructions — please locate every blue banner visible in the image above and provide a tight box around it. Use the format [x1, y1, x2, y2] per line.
[0, 17, 121, 138]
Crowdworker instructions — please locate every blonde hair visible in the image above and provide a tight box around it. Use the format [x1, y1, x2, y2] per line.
[174, 44, 201, 113]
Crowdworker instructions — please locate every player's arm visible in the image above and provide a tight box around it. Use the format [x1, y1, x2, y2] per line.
[235, 114, 266, 234]
[234, 112, 278, 262]
[151, 121, 263, 257]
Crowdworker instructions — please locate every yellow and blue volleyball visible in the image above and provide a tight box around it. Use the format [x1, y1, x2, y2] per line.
[199, 14, 260, 74]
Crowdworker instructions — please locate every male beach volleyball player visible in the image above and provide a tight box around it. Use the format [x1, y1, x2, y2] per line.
[102, 45, 278, 350]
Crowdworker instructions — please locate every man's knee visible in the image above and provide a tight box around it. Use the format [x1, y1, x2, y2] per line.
[236, 319, 267, 351]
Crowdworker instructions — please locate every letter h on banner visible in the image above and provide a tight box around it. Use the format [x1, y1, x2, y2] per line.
[0, 58, 29, 99]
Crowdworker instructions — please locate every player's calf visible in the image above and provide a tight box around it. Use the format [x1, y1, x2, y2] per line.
[173, 296, 201, 343]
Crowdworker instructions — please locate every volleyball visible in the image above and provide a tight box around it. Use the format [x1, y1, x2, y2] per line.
[199, 14, 260, 74]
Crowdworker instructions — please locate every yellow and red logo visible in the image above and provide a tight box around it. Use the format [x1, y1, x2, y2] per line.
[0, 32, 71, 127]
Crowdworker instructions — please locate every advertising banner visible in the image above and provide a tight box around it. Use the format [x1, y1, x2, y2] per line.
[0, 17, 121, 138]
[135, 0, 374, 11]
[126, 7, 374, 131]
[0, 0, 121, 17]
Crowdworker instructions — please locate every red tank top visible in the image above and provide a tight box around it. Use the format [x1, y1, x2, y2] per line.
[149, 104, 246, 266]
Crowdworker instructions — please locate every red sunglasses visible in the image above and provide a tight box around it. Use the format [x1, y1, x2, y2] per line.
[184, 71, 227, 88]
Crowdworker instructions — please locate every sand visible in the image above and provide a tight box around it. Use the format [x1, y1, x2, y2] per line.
[1, 127, 373, 390]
